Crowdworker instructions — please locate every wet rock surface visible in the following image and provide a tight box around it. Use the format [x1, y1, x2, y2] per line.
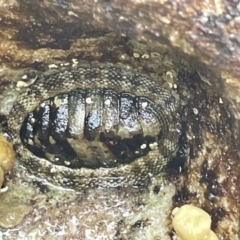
[85, 0, 240, 131]
[0, 0, 239, 239]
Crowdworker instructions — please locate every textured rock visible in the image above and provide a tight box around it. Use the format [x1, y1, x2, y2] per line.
[85, 0, 240, 130]
[0, 0, 238, 240]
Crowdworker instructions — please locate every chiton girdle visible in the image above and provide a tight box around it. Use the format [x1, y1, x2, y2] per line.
[8, 65, 181, 190]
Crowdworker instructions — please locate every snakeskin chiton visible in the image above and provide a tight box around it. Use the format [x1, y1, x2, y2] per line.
[8, 65, 181, 190]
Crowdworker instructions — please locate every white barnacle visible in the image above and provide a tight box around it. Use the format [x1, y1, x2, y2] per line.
[104, 99, 111, 106]
[64, 161, 71, 166]
[192, 108, 198, 115]
[30, 117, 35, 124]
[50, 168, 56, 173]
[86, 97, 92, 104]
[48, 64, 58, 69]
[40, 102, 46, 108]
[141, 53, 149, 59]
[27, 139, 34, 145]
[53, 96, 68, 107]
[140, 143, 147, 150]
[166, 71, 173, 79]
[149, 142, 158, 150]
[63, 62, 70, 66]
[21, 74, 28, 80]
[72, 58, 78, 64]
[141, 101, 148, 108]
[133, 52, 140, 58]
[68, 10, 78, 17]
[72, 58, 78, 67]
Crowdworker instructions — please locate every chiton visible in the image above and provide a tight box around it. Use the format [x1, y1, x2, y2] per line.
[8, 65, 181, 189]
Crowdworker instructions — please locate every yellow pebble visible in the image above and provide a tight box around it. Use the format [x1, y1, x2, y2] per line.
[207, 230, 219, 240]
[0, 135, 15, 174]
[172, 204, 219, 240]
[0, 167, 4, 189]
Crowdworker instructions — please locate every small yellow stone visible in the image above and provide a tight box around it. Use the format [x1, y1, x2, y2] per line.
[172, 204, 218, 240]
[0, 135, 15, 174]
[206, 230, 219, 240]
[0, 167, 4, 189]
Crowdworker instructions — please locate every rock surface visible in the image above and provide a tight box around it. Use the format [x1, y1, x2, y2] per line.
[86, 0, 240, 131]
[0, 0, 239, 239]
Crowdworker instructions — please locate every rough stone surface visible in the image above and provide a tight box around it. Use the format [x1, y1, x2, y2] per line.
[0, 0, 238, 240]
[84, 0, 240, 132]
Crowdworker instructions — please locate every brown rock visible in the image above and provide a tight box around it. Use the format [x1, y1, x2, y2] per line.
[79, 0, 240, 130]
[0, 1, 239, 239]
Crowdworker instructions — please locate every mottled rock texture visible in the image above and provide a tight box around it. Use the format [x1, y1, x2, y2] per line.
[86, 0, 240, 132]
[0, 0, 239, 240]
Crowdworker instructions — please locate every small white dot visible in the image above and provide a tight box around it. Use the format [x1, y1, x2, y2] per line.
[64, 161, 71, 166]
[141, 101, 148, 108]
[40, 102, 46, 108]
[140, 143, 147, 149]
[86, 97, 92, 104]
[30, 118, 35, 124]
[50, 168, 56, 173]
[72, 58, 78, 64]
[104, 99, 111, 106]
[48, 64, 58, 69]
[21, 74, 28, 80]
[192, 108, 198, 115]
[149, 142, 158, 150]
